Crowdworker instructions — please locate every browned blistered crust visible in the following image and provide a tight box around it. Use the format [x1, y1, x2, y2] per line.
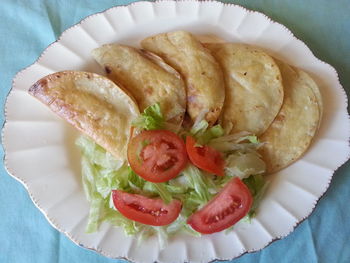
[141, 30, 225, 126]
[92, 44, 187, 127]
[29, 71, 139, 160]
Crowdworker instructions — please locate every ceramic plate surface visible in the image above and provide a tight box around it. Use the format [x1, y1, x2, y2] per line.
[3, 1, 350, 262]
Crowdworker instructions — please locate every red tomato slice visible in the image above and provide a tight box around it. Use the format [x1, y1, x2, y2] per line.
[187, 177, 253, 234]
[128, 130, 187, 183]
[186, 136, 224, 176]
[112, 190, 182, 226]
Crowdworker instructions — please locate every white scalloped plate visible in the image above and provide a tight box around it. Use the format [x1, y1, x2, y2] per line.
[3, 1, 350, 262]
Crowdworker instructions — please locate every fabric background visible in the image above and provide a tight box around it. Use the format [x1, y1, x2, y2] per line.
[0, 1, 349, 262]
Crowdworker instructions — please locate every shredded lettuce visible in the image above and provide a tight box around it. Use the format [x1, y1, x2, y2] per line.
[199, 125, 225, 145]
[104, 208, 141, 235]
[132, 103, 164, 130]
[243, 135, 259, 144]
[225, 152, 266, 179]
[182, 165, 213, 204]
[76, 117, 268, 241]
[190, 120, 209, 136]
[243, 174, 269, 219]
[143, 182, 173, 204]
[76, 136, 123, 171]
[190, 119, 225, 145]
[208, 132, 263, 153]
[208, 125, 225, 139]
[77, 136, 144, 234]
[85, 193, 104, 233]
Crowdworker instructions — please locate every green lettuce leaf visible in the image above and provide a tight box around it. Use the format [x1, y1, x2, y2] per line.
[208, 132, 263, 153]
[85, 192, 104, 233]
[243, 135, 259, 144]
[225, 152, 266, 179]
[190, 120, 209, 136]
[190, 119, 224, 145]
[182, 165, 213, 204]
[242, 174, 269, 219]
[143, 182, 173, 204]
[132, 103, 164, 130]
[76, 136, 123, 170]
[104, 208, 142, 236]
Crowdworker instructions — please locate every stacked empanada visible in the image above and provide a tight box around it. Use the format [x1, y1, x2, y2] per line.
[29, 30, 322, 174]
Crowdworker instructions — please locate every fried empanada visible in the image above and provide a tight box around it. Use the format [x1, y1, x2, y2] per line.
[141, 31, 225, 126]
[259, 61, 321, 173]
[205, 43, 284, 135]
[29, 71, 140, 160]
[92, 45, 186, 126]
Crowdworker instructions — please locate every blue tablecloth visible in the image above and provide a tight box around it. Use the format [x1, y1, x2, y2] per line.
[1, 1, 349, 262]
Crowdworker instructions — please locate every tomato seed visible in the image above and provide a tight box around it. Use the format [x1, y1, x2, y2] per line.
[128, 203, 168, 217]
[204, 196, 242, 224]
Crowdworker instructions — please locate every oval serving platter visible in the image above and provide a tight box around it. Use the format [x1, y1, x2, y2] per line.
[2, 1, 350, 262]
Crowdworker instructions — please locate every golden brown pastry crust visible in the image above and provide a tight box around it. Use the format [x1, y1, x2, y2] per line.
[205, 43, 284, 135]
[29, 71, 139, 160]
[141, 31, 225, 126]
[259, 62, 321, 173]
[92, 44, 186, 126]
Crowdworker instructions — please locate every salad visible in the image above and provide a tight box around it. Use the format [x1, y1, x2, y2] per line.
[76, 103, 268, 243]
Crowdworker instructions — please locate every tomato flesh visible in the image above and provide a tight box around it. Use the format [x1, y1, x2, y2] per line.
[128, 130, 187, 183]
[187, 177, 253, 234]
[112, 190, 182, 226]
[186, 136, 224, 176]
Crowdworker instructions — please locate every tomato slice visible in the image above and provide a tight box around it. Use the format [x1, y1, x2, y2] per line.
[128, 130, 187, 183]
[112, 190, 182, 226]
[186, 136, 224, 176]
[187, 177, 253, 234]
